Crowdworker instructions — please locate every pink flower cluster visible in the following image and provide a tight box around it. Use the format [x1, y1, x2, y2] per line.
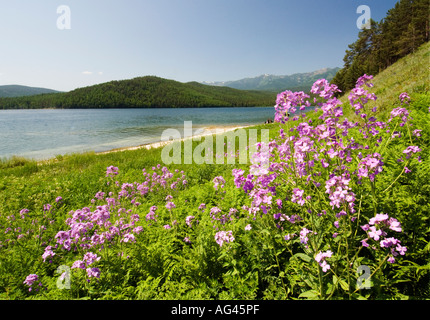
[315, 250, 333, 272]
[389, 107, 410, 127]
[348, 74, 377, 116]
[361, 213, 406, 263]
[42, 245, 55, 262]
[40, 164, 186, 281]
[325, 174, 355, 211]
[291, 188, 305, 206]
[23, 274, 43, 292]
[232, 168, 254, 193]
[71, 252, 101, 278]
[357, 152, 384, 182]
[231, 74, 417, 273]
[106, 166, 119, 178]
[214, 230, 235, 247]
[146, 206, 158, 222]
[275, 90, 311, 123]
[210, 207, 237, 226]
[185, 215, 197, 228]
[399, 92, 410, 105]
[213, 176, 226, 191]
[138, 166, 187, 195]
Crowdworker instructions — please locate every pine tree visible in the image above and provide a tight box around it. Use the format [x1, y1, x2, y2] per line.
[332, 0, 429, 93]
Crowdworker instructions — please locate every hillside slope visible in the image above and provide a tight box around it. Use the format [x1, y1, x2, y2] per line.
[0, 76, 276, 109]
[340, 41, 429, 119]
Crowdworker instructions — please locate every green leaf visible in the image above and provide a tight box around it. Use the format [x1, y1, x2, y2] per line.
[294, 253, 312, 263]
[259, 229, 271, 236]
[304, 279, 317, 290]
[298, 289, 320, 299]
[351, 293, 368, 300]
[326, 283, 335, 295]
[333, 275, 349, 291]
[265, 264, 278, 271]
[339, 279, 349, 291]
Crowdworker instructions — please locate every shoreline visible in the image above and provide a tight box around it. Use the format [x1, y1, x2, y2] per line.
[95, 125, 250, 155]
[32, 124, 254, 165]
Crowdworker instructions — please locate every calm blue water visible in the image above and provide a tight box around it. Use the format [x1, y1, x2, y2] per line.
[0, 107, 276, 160]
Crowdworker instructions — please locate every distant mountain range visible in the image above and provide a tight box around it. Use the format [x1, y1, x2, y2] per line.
[0, 85, 61, 98]
[202, 67, 341, 92]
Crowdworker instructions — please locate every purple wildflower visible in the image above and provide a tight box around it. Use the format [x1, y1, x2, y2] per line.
[315, 250, 333, 272]
[214, 230, 235, 247]
[165, 201, 176, 210]
[106, 166, 119, 178]
[291, 188, 305, 206]
[71, 260, 86, 269]
[23, 274, 39, 287]
[42, 246, 55, 262]
[399, 92, 410, 105]
[83, 252, 100, 266]
[86, 267, 101, 279]
[185, 215, 195, 228]
[213, 176, 226, 190]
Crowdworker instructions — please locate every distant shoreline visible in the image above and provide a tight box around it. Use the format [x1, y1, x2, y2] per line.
[95, 125, 251, 156]
[0, 105, 274, 111]
[31, 124, 255, 165]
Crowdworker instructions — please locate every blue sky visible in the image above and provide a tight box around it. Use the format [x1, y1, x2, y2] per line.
[0, 0, 399, 92]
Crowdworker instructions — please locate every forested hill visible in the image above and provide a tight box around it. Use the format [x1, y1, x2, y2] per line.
[0, 76, 277, 109]
[332, 0, 429, 93]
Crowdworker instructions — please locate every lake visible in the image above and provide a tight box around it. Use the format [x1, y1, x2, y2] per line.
[0, 107, 276, 160]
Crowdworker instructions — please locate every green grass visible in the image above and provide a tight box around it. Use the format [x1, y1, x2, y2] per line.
[0, 124, 279, 216]
[0, 123, 284, 300]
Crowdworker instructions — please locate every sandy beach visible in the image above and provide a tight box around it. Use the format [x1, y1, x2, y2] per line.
[95, 125, 251, 156]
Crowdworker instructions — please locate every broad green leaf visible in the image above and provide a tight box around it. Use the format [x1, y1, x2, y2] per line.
[294, 253, 312, 263]
[351, 293, 368, 300]
[333, 275, 349, 291]
[339, 279, 349, 291]
[304, 278, 317, 290]
[326, 283, 335, 295]
[298, 289, 320, 299]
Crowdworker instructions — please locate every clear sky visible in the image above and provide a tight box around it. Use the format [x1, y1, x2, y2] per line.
[0, 0, 399, 92]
